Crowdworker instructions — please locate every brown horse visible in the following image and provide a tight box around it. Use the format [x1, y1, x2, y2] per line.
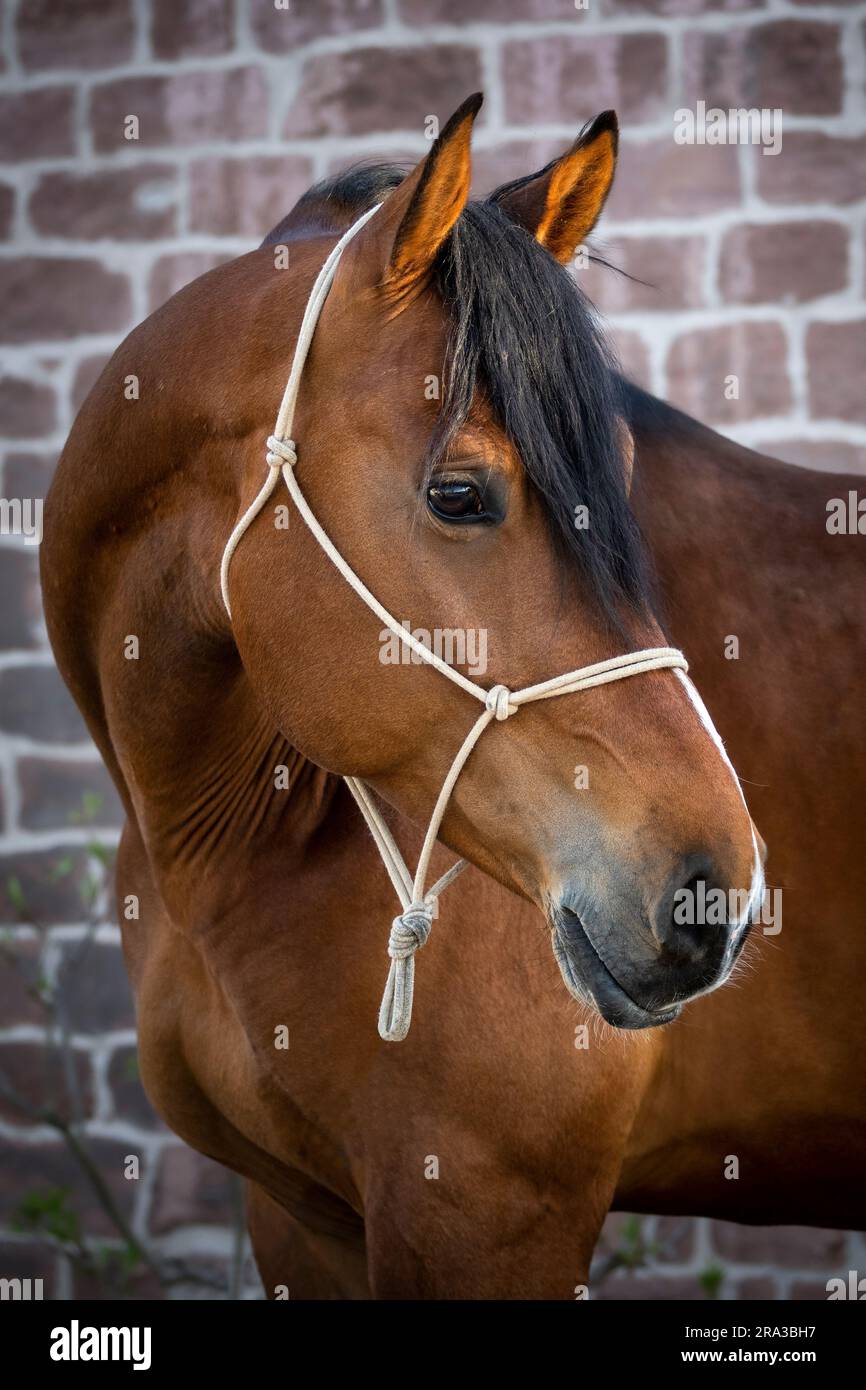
[41, 96, 866, 1299]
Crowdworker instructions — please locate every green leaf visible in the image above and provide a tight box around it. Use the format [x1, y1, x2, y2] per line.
[12, 1186, 82, 1246]
[80, 874, 99, 908]
[621, 1214, 642, 1248]
[6, 876, 26, 915]
[68, 791, 105, 826]
[699, 1264, 725, 1299]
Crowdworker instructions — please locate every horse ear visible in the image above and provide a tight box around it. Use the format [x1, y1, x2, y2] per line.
[492, 111, 618, 265]
[366, 92, 482, 298]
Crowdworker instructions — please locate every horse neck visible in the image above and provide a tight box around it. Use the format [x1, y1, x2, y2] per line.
[624, 378, 866, 687]
[624, 380, 808, 606]
[43, 251, 348, 926]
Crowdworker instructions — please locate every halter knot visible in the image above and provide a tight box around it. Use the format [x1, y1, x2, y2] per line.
[378, 904, 432, 1042]
[266, 435, 297, 469]
[388, 905, 432, 960]
[485, 684, 516, 721]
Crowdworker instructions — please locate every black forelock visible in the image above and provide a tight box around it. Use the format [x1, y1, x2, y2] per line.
[431, 198, 652, 631]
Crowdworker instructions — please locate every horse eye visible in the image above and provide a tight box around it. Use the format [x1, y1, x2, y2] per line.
[427, 480, 487, 523]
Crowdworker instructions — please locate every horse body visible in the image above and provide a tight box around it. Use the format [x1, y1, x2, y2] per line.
[619, 392, 866, 1230]
[41, 100, 866, 1298]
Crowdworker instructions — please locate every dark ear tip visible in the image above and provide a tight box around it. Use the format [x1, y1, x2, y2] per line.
[590, 109, 619, 151]
[443, 91, 484, 135]
[572, 110, 618, 157]
[428, 92, 483, 165]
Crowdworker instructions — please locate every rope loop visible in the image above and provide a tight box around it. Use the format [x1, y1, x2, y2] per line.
[485, 684, 517, 722]
[266, 435, 298, 469]
[388, 905, 432, 960]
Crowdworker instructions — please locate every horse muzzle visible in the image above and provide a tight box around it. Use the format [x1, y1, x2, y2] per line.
[552, 905, 683, 1029]
[550, 868, 757, 1029]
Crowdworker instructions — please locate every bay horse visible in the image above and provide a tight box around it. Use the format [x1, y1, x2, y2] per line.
[41, 95, 866, 1299]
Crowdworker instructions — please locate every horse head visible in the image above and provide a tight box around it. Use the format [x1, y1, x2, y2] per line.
[223, 94, 764, 1030]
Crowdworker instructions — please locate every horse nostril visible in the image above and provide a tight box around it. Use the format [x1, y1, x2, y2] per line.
[652, 866, 732, 958]
[680, 872, 709, 907]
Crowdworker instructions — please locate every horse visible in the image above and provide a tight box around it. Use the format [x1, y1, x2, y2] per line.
[41, 94, 866, 1299]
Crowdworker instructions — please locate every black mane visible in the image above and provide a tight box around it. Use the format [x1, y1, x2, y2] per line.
[271, 163, 652, 631]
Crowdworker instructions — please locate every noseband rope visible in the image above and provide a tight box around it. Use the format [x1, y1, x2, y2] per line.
[220, 207, 688, 1041]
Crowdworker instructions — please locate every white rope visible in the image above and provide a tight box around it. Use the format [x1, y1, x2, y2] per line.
[220, 206, 689, 1041]
[220, 203, 381, 619]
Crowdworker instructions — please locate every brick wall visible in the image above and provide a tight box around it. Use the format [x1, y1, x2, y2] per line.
[1, 0, 864, 1301]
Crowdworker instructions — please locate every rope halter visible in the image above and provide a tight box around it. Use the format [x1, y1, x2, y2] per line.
[220, 205, 689, 1042]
